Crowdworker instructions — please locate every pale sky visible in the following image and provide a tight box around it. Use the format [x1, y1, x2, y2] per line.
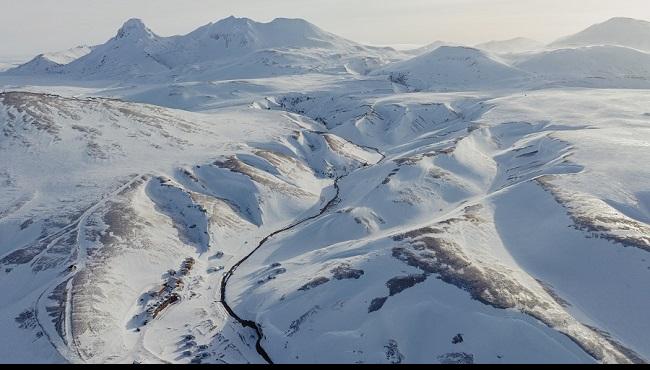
[1, 0, 650, 60]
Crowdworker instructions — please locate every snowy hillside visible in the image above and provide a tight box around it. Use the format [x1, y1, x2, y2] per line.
[0, 61, 20, 73]
[516, 45, 650, 88]
[476, 37, 544, 54]
[550, 17, 650, 51]
[60, 19, 175, 78]
[0, 15, 649, 365]
[7, 46, 93, 75]
[373, 46, 530, 91]
[404, 41, 462, 55]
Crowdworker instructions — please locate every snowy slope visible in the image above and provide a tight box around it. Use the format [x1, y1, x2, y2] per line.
[373, 46, 530, 91]
[40, 46, 93, 65]
[515, 46, 650, 88]
[476, 37, 544, 54]
[6, 46, 93, 75]
[234, 87, 650, 364]
[550, 17, 650, 51]
[0, 61, 21, 73]
[0, 91, 378, 363]
[1, 15, 650, 366]
[60, 19, 174, 79]
[1, 79, 649, 366]
[405, 41, 462, 56]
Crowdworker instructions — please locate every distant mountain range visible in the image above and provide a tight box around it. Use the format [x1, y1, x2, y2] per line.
[4, 16, 650, 89]
[6, 16, 402, 80]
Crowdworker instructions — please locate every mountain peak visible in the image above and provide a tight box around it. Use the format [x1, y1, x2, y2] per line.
[206, 16, 317, 33]
[211, 15, 254, 28]
[591, 17, 650, 30]
[269, 17, 311, 26]
[431, 45, 483, 56]
[550, 17, 650, 51]
[602, 17, 647, 25]
[116, 18, 155, 40]
[184, 15, 346, 53]
[377, 45, 526, 90]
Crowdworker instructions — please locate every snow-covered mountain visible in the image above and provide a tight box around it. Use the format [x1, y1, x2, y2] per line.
[170, 16, 362, 60]
[7, 46, 93, 75]
[1, 15, 650, 365]
[476, 37, 544, 54]
[6, 17, 402, 81]
[59, 19, 175, 78]
[0, 61, 21, 73]
[374, 46, 529, 91]
[516, 45, 650, 88]
[550, 17, 650, 51]
[404, 40, 462, 56]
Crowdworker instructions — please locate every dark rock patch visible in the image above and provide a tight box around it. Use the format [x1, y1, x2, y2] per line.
[19, 219, 33, 230]
[368, 297, 388, 313]
[438, 352, 474, 364]
[384, 339, 404, 364]
[298, 277, 330, 291]
[331, 264, 364, 280]
[286, 306, 320, 337]
[15, 309, 37, 329]
[386, 274, 428, 296]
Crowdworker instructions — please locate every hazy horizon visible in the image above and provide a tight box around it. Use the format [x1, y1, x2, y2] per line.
[1, 0, 650, 59]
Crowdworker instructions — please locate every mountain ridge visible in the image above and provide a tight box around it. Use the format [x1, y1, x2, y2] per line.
[550, 17, 650, 51]
[6, 16, 401, 80]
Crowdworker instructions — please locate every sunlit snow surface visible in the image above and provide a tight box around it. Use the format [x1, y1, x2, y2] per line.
[0, 16, 649, 364]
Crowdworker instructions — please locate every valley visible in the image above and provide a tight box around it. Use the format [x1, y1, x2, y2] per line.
[0, 15, 649, 364]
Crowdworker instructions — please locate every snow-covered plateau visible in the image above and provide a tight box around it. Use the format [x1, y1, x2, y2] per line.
[0, 16, 649, 364]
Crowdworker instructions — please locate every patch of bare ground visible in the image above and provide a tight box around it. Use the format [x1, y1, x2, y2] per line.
[537, 175, 650, 253]
[1, 92, 201, 149]
[98, 201, 145, 248]
[437, 352, 474, 364]
[213, 156, 313, 198]
[286, 305, 320, 337]
[255, 150, 311, 176]
[392, 146, 456, 167]
[298, 277, 330, 291]
[389, 204, 634, 363]
[1, 92, 80, 139]
[46, 279, 72, 344]
[31, 230, 78, 272]
[322, 134, 370, 164]
[384, 339, 404, 364]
